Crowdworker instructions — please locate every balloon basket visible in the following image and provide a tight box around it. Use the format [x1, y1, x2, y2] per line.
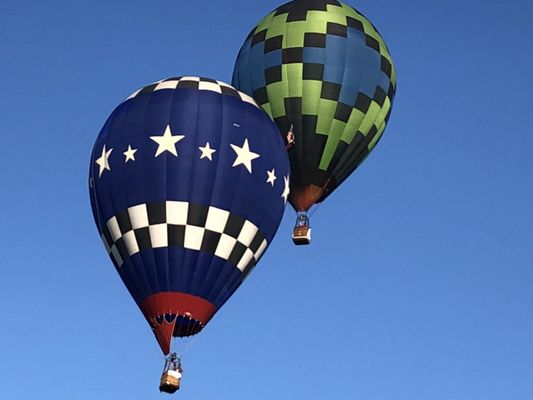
[159, 353, 182, 394]
[292, 212, 311, 245]
[292, 226, 311, 245]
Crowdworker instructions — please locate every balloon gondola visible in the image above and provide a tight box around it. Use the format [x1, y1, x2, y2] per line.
[292, 212, 311, 245]
[232, 0, 397, 244]
[89, 77, 290, 391]
[159, 353, 183, 394]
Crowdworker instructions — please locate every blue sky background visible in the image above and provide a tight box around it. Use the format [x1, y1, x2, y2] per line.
[1, 1, 532, 399]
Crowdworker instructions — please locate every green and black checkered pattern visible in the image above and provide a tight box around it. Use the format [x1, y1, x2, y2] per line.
[232, 0, 396, 196]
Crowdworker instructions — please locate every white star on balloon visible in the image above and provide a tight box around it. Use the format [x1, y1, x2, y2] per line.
[266, 168, 277, 187]
[230, 138, 260, 173]
[123, 145, 137, 163]
[281, 175, 290, 204]
[199, 142, 216, 161]
[150, 125, 185, 157]
[95, 144, 113, 177]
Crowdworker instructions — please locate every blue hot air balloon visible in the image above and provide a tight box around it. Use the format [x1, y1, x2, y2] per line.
[89, 77, 290, 357]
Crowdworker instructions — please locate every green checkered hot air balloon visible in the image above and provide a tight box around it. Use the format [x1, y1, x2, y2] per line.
[232, 0, 396, 243]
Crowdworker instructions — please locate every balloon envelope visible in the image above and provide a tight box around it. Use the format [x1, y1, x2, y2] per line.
[232, 0, 396, 211]
[89, 77, 290, 354]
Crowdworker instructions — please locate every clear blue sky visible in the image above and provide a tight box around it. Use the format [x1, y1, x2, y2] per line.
[1, 1, 532, 399]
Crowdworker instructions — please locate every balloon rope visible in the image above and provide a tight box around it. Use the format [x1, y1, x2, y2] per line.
[181, 334, 197, 357]
[171, 316, 182, 359]
[176, 315, 183, 343]
[309, 203, 321, 218]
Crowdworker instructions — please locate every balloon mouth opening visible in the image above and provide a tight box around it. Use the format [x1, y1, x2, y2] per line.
[154, 313, 205, 337]
[140, 292, 216, 354]
[289, 181, 332, 211]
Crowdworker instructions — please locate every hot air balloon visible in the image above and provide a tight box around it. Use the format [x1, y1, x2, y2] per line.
[89, 76, 290, 392]
[232, 0, 396, 244]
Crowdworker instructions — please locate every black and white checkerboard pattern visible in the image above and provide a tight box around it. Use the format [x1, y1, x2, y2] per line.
[100, 201, 268, 278]
[125, 76, 259, 108]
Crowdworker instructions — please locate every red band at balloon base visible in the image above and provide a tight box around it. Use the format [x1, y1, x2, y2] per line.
[140, 292, 216, 355]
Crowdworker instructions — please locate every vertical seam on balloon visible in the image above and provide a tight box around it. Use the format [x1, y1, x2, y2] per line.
[143, 92, 165, 300]
[171, 83, 185, 309]
[332, 34, 366, 179]
[333, 86, 384, 185]
[321, 35, 341, 173]
[204, 105, 245, 303]
[244, 116, 287, 280]
[143, 94, 165, 300]
[197, 86, 226, 309]
[114, 102, 144, 302]
[131, 91, 163, 303]
[185, 87, 202, 302]
[196, 92, 227, 304]
[332, 42, 366, 180]
[285, 16, 304, 171]
[337, 16, 351, 170]
[111, 101, 145, 302]
[332, 33, 383, 183]
[240, 111, 270, 280]
[164, 83, 183, 299]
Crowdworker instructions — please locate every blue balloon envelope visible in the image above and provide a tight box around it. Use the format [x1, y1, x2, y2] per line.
[89, 77, 290, 354]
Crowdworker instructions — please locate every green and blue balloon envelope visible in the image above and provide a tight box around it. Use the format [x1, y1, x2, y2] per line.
[232, 0, 396, 211]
